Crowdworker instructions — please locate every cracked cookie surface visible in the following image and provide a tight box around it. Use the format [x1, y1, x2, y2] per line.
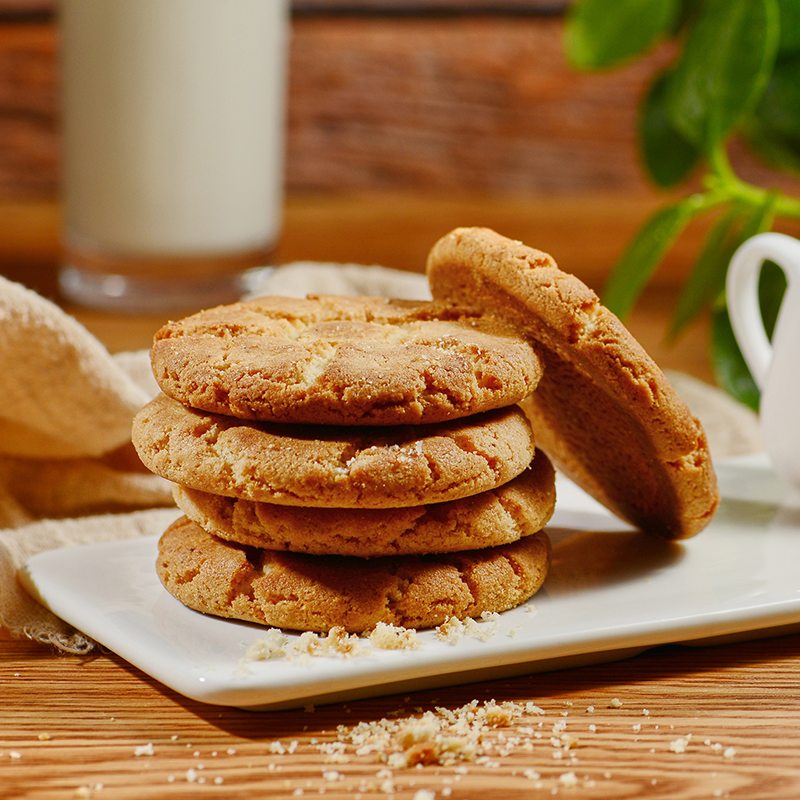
[133, 394, 536, 508]
[427, 227, 719, 540]
[172, 448, 555, 557]
[156, 515, 551, 632]
[150, 294, 543, 426]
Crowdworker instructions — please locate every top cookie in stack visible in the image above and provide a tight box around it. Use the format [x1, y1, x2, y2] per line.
[148, 294, 543, 426]
[132, 294, 555, 633]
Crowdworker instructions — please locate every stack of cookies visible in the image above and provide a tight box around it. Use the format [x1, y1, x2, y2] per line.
[133, 227, 721, 635]
[132, 294, 556, 633]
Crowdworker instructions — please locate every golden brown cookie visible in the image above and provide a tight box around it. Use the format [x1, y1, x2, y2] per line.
[426, 227, 719, 539]
[150, 294, 544, 425]
[132, 393, 536, 508]
[156, 515, 550, 632]
[172, 448, 555, 557]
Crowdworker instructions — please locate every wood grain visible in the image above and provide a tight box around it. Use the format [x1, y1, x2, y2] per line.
[3, 11, 798, 202]
[0, 1, 571, 13]
[0, 190, 721, 288]
[285, 13, 662, 195]
[4, 625, 800, 798]
[0, 21, 58, 195]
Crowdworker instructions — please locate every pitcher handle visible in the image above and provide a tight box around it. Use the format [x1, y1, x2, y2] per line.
[726, 232, 800, 389]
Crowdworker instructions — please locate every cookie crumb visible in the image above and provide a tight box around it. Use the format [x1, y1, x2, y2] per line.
[559, 771, 579, 788]
[369, 622, 421, 650]
[484, 702, 515, 728]
[523, 768, 541, 780]
[669, 737, 690, 754]
[241, 629, 289, 664]
[326, 627, 366, 656]
[436, 617, 465, 644]
[241, 626, 366, 667]
[331, 698, 548, 769]
[464, 617, 496, 642]
[73, 787, 103, 799]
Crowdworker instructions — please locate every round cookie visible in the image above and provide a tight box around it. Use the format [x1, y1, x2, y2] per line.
[426, 227, 719, 540]
[150, 294, 544, 426]
[172, 448, 556, 557]
[156, 516, 551, 632]
[132, 393, 536, 508]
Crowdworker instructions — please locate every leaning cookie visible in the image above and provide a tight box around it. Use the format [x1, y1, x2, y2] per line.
[427, 227, 719, 540]
[150, 294, 544, 426]
[133, 394, 536, 508]
[156, 516, 551, 632]
[172, 448, 556, 557]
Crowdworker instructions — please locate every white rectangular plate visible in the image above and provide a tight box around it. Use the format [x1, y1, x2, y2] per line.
[19, 454, 800, 710]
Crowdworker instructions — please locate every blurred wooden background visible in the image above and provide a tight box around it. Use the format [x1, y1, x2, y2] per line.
[1, 0, 798, 296]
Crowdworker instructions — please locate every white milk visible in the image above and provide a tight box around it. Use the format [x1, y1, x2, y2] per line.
[60, 0, 289, 309]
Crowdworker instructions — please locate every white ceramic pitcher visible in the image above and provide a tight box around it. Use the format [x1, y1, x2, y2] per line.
[727, 232, 800, 489]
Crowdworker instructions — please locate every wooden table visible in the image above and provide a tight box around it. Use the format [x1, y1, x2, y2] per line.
[4, 194, 800, 799]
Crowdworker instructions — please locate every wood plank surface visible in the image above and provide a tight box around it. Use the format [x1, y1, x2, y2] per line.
[4, 625, 800, 799]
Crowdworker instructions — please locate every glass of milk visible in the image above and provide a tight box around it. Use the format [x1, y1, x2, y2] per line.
[59, 0, 289, 313]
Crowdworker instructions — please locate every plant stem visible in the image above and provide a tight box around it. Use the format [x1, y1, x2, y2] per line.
[705, 142, 800, 219]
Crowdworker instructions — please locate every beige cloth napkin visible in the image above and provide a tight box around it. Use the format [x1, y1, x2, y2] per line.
[0, 263, 764, 653]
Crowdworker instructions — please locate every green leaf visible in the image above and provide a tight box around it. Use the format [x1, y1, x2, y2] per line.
[602, 197, 702, 319]
[711, 306, 760, 409]
[669, 197, 776, 339]
[675, 0, 704, 31]
[754, 54, 800, 139]
[712, 258, 788, 410]
[639, 70, 701, 187]
[565, 0, 680, 70]
[745, 126, 800, 174]
[669, 205, 739, 339]
[744, 54, 800, 173]
[759, 258, 788, 338]
[665, 0, 781, 150]
[776, 0, 800, 54]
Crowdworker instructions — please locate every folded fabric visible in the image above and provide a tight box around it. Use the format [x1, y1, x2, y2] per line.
[0, 276, 150, 459]
[0, 264, 764, 653]
[0, 276, 179, 649]
[1, 508, 181, 653]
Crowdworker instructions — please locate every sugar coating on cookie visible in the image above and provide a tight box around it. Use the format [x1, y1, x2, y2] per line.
[172, 448, 556, 557]
[133, 394, 536, 508]
[156, 516, 551, 632]
[426, 227, 719, 540]
[150, 294, 544, 426]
